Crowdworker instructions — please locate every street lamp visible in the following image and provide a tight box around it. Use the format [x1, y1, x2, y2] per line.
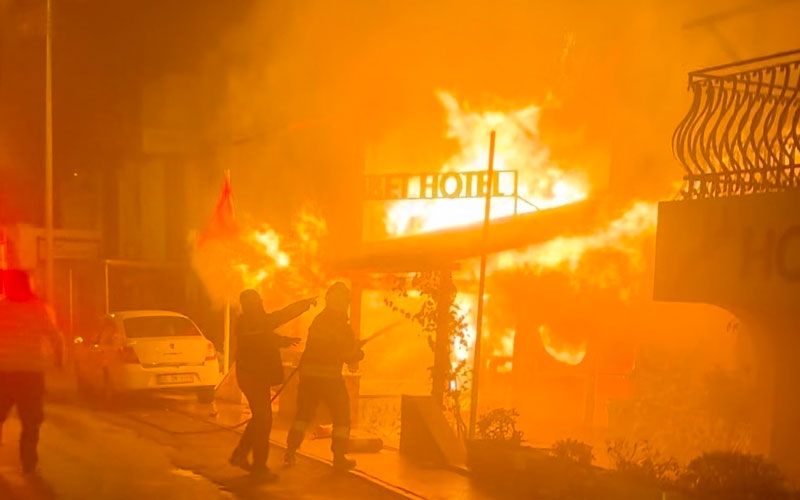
[44, 0, 54, 302]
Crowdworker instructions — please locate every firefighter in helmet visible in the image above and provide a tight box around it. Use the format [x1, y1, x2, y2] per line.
[284, 282, 364, 471]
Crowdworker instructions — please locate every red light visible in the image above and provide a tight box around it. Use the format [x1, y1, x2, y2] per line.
[205, 342, 217, 361]
[120, 346, 140, 364]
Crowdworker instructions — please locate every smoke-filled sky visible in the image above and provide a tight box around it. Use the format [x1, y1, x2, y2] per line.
[2, 0, 799, 236]
[211, 0, 800, 228]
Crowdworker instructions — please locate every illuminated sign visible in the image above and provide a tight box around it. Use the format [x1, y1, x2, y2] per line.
[364, 170, 519, 201]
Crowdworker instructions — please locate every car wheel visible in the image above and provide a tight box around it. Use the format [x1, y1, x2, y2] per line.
[100, 371, 118, 407]
[197, 386, 216, 404]
[75, 371, 93, 399]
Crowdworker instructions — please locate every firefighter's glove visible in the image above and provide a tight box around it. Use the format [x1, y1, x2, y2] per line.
[355, 348, 365, 361]
[303, 297, 318, 309]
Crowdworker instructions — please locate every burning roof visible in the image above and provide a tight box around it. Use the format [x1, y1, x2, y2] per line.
[327, 194, 638, 272]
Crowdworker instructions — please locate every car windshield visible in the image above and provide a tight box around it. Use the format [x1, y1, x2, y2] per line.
[123, 316, 201, 339]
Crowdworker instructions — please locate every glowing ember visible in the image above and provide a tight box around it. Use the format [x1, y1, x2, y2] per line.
[538, 324, 587, 366]
[384, 91, 589, 237]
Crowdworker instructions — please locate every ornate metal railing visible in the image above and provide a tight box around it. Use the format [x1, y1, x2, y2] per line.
[672, 49, 800, 199]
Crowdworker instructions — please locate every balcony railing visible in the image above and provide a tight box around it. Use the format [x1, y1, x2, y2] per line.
[672, 49, 800, 199]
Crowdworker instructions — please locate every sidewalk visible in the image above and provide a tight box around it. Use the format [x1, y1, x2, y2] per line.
[195, 398, 496, 500]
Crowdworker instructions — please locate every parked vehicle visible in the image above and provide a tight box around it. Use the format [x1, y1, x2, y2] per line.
[73, 310, 220, 403]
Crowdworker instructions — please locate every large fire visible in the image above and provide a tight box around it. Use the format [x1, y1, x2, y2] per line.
[195, 91, 657, 381]
[381, 92, 658, 372]
[385, 91, 589, 236]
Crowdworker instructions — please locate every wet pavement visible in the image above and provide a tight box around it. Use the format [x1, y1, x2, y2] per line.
[0, 376, 411, 500]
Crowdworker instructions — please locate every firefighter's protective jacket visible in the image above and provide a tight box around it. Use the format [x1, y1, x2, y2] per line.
[299, 308, 362, 379]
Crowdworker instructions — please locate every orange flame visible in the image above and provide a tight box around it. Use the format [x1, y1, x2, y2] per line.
[192, 207, 328, 307]
[539, 324, 587, 366]
[385, 91, 589, 237]
[381, 92, 657, 367]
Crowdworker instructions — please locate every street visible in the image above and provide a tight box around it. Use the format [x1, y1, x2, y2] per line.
[0, 378, 407, 500]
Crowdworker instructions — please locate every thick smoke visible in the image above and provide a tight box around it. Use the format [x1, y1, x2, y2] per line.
[206, 0, 800, 222]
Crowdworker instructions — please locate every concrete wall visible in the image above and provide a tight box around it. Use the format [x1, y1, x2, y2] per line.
[654, 191, 800, 309]
[654, 191, 800, 479]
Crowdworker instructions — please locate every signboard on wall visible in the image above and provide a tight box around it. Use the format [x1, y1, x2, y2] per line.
[364, 170, 519, 201]
[36, 237, 101, 261]
[653, 191, 800, 308]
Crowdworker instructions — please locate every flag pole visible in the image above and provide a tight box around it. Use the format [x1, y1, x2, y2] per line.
[222, 169, 233, 375]
[223, 298, 231, 374]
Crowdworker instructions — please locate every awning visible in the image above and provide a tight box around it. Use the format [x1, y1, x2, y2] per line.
[324, 195, 633, 273]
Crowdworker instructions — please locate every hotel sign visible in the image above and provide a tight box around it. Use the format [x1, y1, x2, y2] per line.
[364, 170, 519, 201]
[653, 191, 800, 308]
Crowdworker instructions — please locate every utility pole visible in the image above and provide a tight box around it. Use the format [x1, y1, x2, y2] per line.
[44, 0, 55, 302]
[468, 131, 496, 439]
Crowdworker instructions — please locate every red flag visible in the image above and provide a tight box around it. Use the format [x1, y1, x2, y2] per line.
[197, 170, 240, 247]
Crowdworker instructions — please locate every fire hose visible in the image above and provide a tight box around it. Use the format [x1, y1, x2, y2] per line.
[220, 319, 405, 431]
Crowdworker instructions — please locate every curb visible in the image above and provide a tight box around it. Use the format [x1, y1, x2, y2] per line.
[264, 436, 429, 500]
[175, 404, 430, 500]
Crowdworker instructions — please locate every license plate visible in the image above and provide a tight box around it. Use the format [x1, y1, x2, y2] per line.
[157, 374, 194, 385]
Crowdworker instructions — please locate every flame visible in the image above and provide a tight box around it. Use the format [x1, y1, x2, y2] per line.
[233, 225, 292, 291]
[380, 92, 658, 368]
[192, 207, 328, 306]
[491, 201, 658, 274]
[452, 295, 516, 377]
[539, 324, 587, 366]
[384, 91, 589, 237]
[453, 293, 477, 367]
[252, 229, 291, 269]
[494, 329, 516, 359]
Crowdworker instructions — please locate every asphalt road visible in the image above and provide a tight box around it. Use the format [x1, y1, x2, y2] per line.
[0, 379, 407, 500]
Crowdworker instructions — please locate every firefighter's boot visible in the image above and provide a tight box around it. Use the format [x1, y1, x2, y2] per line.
[229, 448, 252, 471]
[333, 454, 356, 472]
[283, 449, 297, 467]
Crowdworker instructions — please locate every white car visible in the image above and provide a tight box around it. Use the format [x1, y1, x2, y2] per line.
[73, 310, 220, 403]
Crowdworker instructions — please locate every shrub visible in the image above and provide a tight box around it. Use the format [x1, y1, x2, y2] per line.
[552, 438, 595, 466]
[680, 451, 789, 500]
[475, 408, 524, 445]
[607, 439, 680, 489]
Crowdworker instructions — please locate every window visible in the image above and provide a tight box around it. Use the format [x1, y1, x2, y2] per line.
[123, 316, 201, 339]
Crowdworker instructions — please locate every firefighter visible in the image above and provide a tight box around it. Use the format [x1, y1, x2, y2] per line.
[0, 269, 64, 475]
[229, 289, 316, 480]
[284, 282, 364, 471]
